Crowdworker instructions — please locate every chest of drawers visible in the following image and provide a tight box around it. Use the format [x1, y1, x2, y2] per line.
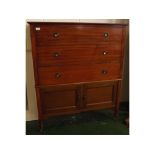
[28, 22, 128, 129]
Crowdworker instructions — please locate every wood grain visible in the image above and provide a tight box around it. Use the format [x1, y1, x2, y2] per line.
[34, 24, 123, 46]
[38, 63, 121, 85]
[37, 44, 122, 66]
[83, 81, 117, 109]
[40, 85, 81, 114]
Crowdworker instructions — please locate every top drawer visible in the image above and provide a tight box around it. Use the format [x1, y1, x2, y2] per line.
[33, 24, 123, 46]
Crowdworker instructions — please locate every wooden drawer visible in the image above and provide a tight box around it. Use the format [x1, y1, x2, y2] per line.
[34, 24, 123, 46]
[38, 63, 121, 85]
[37, 44, 122, 66]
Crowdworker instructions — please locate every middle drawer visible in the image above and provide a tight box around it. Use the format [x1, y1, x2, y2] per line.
[37, 44, 122, 66]
[38, 63, 121, 85]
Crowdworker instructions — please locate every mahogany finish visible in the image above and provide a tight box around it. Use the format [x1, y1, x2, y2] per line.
[38, 63, 121, 85]
[83, 81, 117, 109]
[40, 84, 80, 115]
[35, 24, 123, 46]
[37, 44, 122, 66]
[28, 22, 128, 128]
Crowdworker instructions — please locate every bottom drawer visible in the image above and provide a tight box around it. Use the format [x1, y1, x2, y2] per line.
[38, 63, 121, 85]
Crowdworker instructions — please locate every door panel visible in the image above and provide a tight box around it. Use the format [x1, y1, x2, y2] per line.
[83, 81, 118, 109]
[40, 85, 81, 115]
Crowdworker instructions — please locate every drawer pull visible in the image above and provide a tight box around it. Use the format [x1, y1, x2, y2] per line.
[103, 32, 109, 38]
[55, 73, 62, 79]
[53, 32, 60, 38]
[102, 51, 108, 55]
[101, 70, 108, 75]
[53, 52, 60, 57]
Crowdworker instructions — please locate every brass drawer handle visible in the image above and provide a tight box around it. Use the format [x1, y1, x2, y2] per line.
[101, 70, 108, 75]
[103, 32, 109, 38]
[53, 32, 60, 38]
[55, 73, 62, 79]
[53, 52, 60, 57]
[102, 51, 108, 55]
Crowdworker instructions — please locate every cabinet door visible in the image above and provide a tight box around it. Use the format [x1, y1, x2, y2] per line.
[83, 81, 118, 110]
[40, 85, 81, 115]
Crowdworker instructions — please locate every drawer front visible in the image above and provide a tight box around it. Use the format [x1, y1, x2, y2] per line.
[34, 24, 123, 46]
[38, 63, 121, 85]
[83, 81, 118, 109]
[37, 44, 122, 66]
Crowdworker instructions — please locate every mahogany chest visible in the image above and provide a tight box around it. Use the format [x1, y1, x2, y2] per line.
[28, 22, 128, 128]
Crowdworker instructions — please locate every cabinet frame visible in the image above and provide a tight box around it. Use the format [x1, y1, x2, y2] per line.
[28, 22, 128, 131]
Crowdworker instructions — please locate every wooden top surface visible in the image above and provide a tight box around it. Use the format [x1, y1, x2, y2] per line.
[27, 21, 128, 26]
